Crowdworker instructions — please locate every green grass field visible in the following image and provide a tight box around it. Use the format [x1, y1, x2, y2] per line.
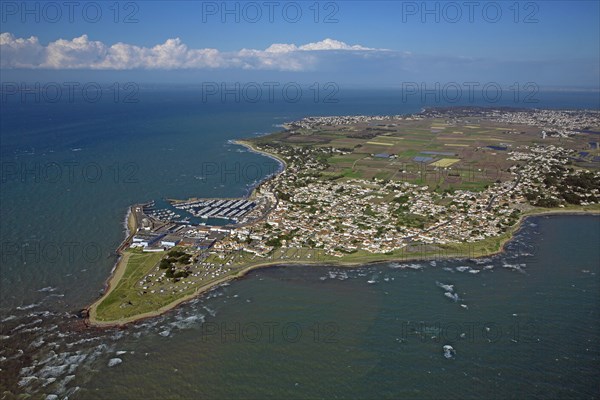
[94, 251, 165, 321]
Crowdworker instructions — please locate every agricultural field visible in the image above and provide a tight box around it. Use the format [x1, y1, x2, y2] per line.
[88, 109, 600, 326]
[258, 115, 600, 192]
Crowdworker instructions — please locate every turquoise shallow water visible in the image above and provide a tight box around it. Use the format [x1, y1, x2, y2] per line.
[1, 89, 599, 398]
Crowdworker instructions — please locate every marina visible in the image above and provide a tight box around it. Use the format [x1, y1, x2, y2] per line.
[171, 198, 256, 222]
[124, 195, 265, 255]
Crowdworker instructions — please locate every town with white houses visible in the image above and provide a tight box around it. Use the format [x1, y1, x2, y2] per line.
[119, 107, 600, 299]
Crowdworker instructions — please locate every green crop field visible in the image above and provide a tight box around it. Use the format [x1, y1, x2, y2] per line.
[250, 115, 590, 191]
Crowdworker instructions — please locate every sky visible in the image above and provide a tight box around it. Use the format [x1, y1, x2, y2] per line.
[1, 0, 599, 88]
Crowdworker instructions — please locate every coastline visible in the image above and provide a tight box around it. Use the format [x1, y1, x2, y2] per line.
[232, 139, 288, 172]
[86, 136, 600, 328]
[234, 139, 287, 199]
[87, 251, 133, 325]
[85, 208, 137, 323]
[232, 139, 287, 199]
[87, 207, 599, 328]
[86, 140, 289, 327]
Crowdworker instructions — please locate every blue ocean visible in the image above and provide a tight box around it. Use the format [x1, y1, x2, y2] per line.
[0, 87, 599, 398]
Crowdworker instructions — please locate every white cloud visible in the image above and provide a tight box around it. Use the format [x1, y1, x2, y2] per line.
[299, 38, 375, 51]
[44, 34, 108, 69]
[0, 33, 45, 68]
[265, 38, 377, 53]
[0, 33, 379, 70]
[264, 43, 299, 54]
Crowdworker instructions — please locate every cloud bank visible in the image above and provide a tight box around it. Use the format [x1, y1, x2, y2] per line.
[3, 33, 597, 87]
[0, 33, 379, 70]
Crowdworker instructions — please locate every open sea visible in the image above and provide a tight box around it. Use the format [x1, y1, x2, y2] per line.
[0, 87, 599, 399]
